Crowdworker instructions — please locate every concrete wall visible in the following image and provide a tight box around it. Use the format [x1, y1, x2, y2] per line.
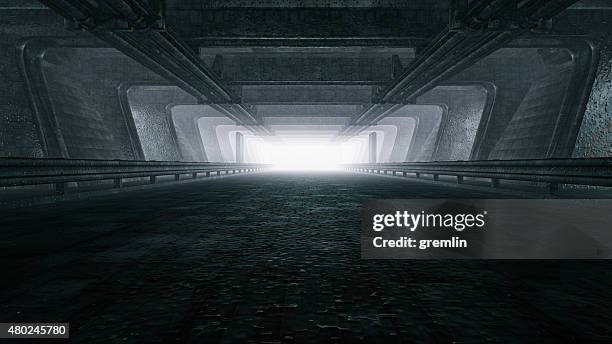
[449, 48, 543, 159]
[417, 85, 490, 161]
[170, 104, 234, 162]
[173, 104, 293, 163]
[363, 124, 404, 163]
[0, 5, 64, 157]
[489, 54, 575, 159]
[241, 85, 373, 104]
[165, 4, 447, 39]
[126, 85, 197, 161]
[555, 7, 612, 158]
[450, 40, 597, 160]
[0, 5, 198, 162]
[257, 104, 360, 118]
[176, 1, 448, 7]
[198, 116, 237, 162]
[168, 105, 239, 163]
[574, 36, 612, 158]
[213, 55, 392, 83]
[2, 4, 604, 164]
[390, 105, 445, 162]
[170, 106, 208, 162]
[215, 125, 251, 163]
[40, 48, 162, 159]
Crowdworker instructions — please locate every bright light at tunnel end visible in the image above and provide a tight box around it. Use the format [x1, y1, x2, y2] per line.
[252, 140, 364, 171]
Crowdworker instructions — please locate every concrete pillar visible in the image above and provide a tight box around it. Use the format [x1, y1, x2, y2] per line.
[0, 7, 66, 158]
[369, 132, 377, 163]
[236, 132, 244, 163]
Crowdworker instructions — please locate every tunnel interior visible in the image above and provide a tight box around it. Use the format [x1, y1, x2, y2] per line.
[2, 0, 612, 343]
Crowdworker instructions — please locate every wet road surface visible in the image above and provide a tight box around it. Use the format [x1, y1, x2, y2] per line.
[1, 172, 611, 343]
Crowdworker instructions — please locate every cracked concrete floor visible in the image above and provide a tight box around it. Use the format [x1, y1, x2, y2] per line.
[1, 172, 611, 343]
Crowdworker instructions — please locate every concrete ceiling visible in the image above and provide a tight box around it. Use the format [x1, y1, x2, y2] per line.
[180, 0, 450, 8]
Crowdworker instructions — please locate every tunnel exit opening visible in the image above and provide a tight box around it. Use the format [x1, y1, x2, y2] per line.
[250, 138, 365, 170]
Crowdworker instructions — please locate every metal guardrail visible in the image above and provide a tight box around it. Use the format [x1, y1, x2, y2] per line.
[0, 158, 270, 195]
[344, 158, 612, 193]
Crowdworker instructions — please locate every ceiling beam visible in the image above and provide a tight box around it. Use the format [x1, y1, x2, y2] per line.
[187, 37, 430, 48]
[338, 0, 578, 138]
[38, 0, 271, 135]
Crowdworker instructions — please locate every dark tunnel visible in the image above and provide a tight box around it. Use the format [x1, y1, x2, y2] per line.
[1, 0, 612, 342]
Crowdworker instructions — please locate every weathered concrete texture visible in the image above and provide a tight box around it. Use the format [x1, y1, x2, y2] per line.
[186, 0, 450, 8]
[540, 9, 612, 158]
[198, 113, 236, 162]
[265, 116, 348, 140]
[216, 125, 251, 163]
[391, 105, 445, 162]
[450, 43, 593, 160]
[1, 173, 611, 343]
[126, 85, 197, 161]
[417, 85, 489, 161]
[172, 104, 258, 163]
[360, 126, 395, 163]
[210, 55, 394, 83]
[170, 105, 210, 162]
[165, 5, 447, 38]
[241, 85, 374, 104]
[171, 105, 245, 163]
[574, 35, 612, 158]
[490, 51, 576, 159]
[376, 116, 416, 162]
[449, 48, 544, 159]
[199, 47, 415, 85]
[416, 124, 442, 161]
[257, 104, 360, 118]
[39, 49, 162, 159]
[0, 7, 64, 157]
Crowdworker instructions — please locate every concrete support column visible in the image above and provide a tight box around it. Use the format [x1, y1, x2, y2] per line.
[236, 132, 244, 163]
[0, 7, 66, 158]
[369, 132, 377, 163]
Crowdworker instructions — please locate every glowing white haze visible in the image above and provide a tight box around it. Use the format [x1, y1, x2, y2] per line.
[249, 139, 364, 170]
